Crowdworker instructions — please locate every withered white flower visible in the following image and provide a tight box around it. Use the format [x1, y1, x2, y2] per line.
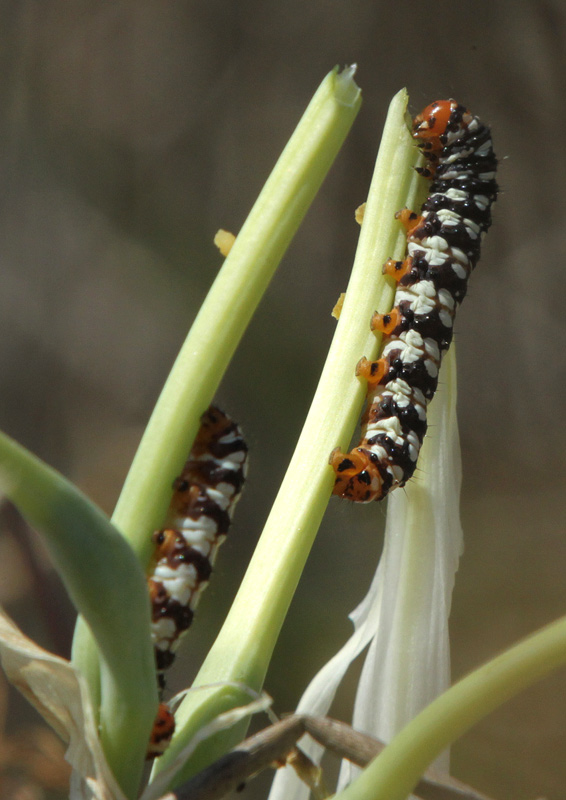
[0, 607, 272, 800]
[268, 349, 463, 800]
[0, 607, 125, 800]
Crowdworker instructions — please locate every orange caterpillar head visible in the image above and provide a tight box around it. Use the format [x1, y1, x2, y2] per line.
[329, 447, 384, 503]
[411, 100, 470, 177]
[412, 100, 456, 146]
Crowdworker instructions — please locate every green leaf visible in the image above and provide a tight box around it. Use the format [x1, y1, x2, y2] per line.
[113, 65, 363, 565]
[151, 86, 424, 791]
[0, 430, 157, 799]
[74, 64, 362, 764]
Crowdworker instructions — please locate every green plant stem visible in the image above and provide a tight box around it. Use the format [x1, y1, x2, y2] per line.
[334, 614, 566, 800]
[151, 87, 424, 790]
[114, 65, 362, 564]
[72, 65, 362, 711]
[0, 431, 157, 799]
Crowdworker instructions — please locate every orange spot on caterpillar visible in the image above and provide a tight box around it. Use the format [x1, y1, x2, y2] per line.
[355, 356, 388, 387]
[370, 307, 403, 336]
[395, 208, 423, 235]
[382, 257, 413, 282]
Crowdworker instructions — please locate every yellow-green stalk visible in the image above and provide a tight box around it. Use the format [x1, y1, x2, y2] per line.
[334, 613, 566, 800]
[71, 64, 361, 779]
[151, 87, 423, 790]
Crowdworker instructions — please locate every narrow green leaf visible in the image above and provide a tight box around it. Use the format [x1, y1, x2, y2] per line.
[73, 64, 362, 739]
[114, 65, 362, 565]
[151, 87, 424, 790]
[0, 430, 157, 798]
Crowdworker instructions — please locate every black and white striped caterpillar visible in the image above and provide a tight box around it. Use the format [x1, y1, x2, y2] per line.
[330, 99, 498, 502]
[146, 406, 247, 758]
[148, 405, 248, 683]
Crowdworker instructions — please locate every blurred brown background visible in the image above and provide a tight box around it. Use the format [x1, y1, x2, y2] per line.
[0, 1, 565, 798]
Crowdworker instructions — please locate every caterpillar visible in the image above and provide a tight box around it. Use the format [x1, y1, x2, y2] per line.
[148, 405, 248, 682]
[145, 406, 248, 757]
[330, 99, 497, 503]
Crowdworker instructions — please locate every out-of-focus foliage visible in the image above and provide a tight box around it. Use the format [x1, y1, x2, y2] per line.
[1, 2, 566, 799]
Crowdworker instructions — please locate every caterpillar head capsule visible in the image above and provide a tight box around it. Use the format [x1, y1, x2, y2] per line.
[329, 447, 384, 503]
[412, 99, 455, 141]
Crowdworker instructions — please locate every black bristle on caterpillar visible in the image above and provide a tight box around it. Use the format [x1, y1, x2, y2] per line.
[330, 99, 497, 503]
[145, 405, 248, 757]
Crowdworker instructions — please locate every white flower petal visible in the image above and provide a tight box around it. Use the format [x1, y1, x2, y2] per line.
[268, 553, 386, 800]
[340, 349, 462, 787]
[269, 350, 462, 800]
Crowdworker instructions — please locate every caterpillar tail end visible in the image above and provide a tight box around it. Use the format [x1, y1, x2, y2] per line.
[146, 702, 176, 759]
[329, 447, 384, 503]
